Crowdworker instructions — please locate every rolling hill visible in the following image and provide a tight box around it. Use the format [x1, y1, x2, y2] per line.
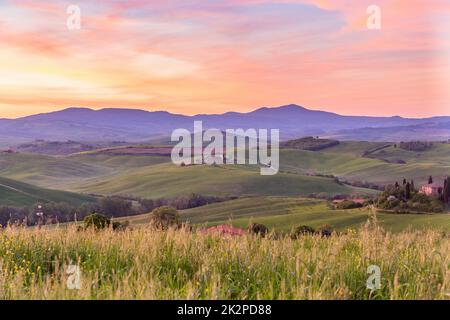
[0, 176, 96, 207]
[280, 141, 450, 186]
[71, 162, 375, 199]
[1, 139, 447, 233]
[1, 139, 448, 199]
[115, 196, 450, 233]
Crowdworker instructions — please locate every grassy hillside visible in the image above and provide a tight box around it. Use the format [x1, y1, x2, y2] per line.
[322, 141, 388, 156]
[280, 142, 450, 185]
[0, 176, 96, 207]
[117, 196, 450, 233]
[1, 141, 448, 200]
[0, 152, 169, 189]
[0, 153, 109, 188]
[73, 162, 373, 198]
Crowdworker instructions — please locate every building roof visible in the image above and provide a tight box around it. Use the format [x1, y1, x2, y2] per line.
[201, 224, 247, 236]
[422, 183, 444, 189]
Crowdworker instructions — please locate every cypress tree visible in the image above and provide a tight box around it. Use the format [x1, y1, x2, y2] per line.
[443, 177, 450, 204]
[405, 182, 411, 200]
[403, 178, 407, 185]
[428, 176, 433, 184]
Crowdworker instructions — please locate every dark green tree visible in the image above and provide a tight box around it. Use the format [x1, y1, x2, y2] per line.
[428, 176, 433, 184]
[248, 223, 269, 237]
[151, 206, 179, 230]
[443, 177, 450, 204]
[405, 182, 411, 200]
[291, 225, 316, 239]
[83, 213, 110, 230]
[99, 197, 133, 218]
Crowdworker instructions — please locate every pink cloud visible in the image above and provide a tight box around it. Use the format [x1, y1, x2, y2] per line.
[0, 0, 449, 117]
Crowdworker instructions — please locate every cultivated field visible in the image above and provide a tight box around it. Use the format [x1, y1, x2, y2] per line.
[0, 176, 96, 207]
[1, 141, 448, 200]
[281, 142, 450, 186]
[0, 225, 448, 299]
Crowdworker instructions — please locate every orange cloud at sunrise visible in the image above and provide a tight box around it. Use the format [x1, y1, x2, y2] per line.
[0, 0, 449, 118]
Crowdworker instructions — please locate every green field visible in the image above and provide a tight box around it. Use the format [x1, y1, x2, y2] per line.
[72, 162, 376, 198]
[116, 196, 450, 233]
[0, 176, 96, 207]
[0, 138, 447, 238]
[280, 142, 450, 185]
[0, 152, 169, 189]
[0, 140, 448, 204]
[1, 140, 449, 300]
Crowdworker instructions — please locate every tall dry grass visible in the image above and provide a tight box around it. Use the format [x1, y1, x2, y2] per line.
[0, 224, 448, 300]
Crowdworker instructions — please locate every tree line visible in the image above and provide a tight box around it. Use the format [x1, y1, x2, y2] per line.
[0, 193, 234, 227]
[376, 176, 449, 213]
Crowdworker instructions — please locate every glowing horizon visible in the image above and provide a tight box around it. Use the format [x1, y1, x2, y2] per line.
[1, 0, 449, 119]
[1, 104, 448, 121]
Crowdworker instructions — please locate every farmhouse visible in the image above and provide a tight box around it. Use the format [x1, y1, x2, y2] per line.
[420, 183, 444, 197]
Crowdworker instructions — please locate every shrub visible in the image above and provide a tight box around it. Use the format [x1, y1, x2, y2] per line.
[317, 225, 334, 237]
[248, 223, 269, 237]
[336, 200, 363, 210]
[399, 141, 432, 152]
[280, 136, 339, 151]
[151, 206, 180, 230]
[291, 225, 316, 239]
[112, 220, 130, 231]
[84, 213, 110, 230]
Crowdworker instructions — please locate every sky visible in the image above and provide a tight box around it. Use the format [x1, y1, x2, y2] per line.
[0, 0, 449, 119]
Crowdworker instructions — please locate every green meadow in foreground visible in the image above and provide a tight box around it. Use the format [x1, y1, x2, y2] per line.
[0, 225, 448, 300]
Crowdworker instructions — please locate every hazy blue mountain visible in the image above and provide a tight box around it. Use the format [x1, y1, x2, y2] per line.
[325, 121, 450, 142]
[194, 104, 441, 134]
[0, 104, 448, 145]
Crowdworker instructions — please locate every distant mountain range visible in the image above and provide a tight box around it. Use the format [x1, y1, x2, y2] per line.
[0, 104, 449, 146]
